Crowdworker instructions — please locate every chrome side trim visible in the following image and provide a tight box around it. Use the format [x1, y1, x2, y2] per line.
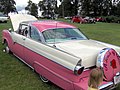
[13, 36, 81, 60]
[13, 39, 80, 71]
[34, 61, 72, 83]
[14, 54, 34, 70]
[99, 82, 113, 90]
[12, 43, 75, 72]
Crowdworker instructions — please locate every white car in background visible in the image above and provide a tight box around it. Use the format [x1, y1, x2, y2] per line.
[0, 13, 8, 23]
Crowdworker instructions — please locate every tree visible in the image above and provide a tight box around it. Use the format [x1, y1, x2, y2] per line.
[72, 0, 79, 15]
[101, 0, 112, 16]
[113, 0, 120, 5]
[81, 0, 92, 16]
[38, 0, 57, 19]
[0, 0, 17, 15]
[57, 0, 120, 17]
[58, 0, 79, 17]
[111, 0, 120, 16]
[25, 0, 38, 18]
[30, 3, 38, 17]
[62, 0, 73, 16]
[116, 1, 120, 16]
[80, 0, 113, 16]
[38, 1, 44, 11]
[90, 0, 102, 16]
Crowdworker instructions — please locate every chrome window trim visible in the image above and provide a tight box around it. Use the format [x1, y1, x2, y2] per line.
[29, 24, 45, 43]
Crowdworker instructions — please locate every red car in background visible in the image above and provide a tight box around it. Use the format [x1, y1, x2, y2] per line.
[71, 16, 86, 23]
[96, 17, 105, 22]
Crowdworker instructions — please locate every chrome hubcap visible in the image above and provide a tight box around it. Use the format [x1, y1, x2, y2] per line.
[5, 46, 9, 53]
[40, 75, 49, 83]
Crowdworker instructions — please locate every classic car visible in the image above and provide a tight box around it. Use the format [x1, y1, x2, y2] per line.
[71, 16, 86, 24]
[2, 14, 120, 90]
[0, 13, 8, 23]
[84, 17, 96, 24]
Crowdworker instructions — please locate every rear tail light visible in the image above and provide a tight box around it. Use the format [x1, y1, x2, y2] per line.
[74, 65, 84, 75]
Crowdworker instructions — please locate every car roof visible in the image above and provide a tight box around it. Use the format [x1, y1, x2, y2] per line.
[29, 20, 76, 32]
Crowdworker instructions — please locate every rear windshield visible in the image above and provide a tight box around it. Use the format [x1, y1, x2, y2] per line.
[42, 28, 88, 43]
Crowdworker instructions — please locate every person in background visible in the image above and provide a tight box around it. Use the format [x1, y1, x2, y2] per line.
[88, 68, 103, 90]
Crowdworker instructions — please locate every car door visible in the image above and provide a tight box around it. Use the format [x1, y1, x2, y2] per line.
[11, 24, 29, 61]
[23, 26, 42, 67]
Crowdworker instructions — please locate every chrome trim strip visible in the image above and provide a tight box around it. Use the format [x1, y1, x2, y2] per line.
[99, 82, 113, 90]
[34, 61, 72, 83]
[14, 54, 34, 70]
[12, 43, 75, 71]
[15, 37, 81, 60]
[13, 40, 81, 71]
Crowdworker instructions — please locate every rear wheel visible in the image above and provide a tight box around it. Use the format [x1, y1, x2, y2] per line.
[39, 75, 49, 83]
[3, 41, 11, 54]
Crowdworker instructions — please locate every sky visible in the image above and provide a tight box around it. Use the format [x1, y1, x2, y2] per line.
[15, 0, 40, 7]
[13, 0, 61, 15]
[14, 0, 61, 11]
[11, 0, 40, 15]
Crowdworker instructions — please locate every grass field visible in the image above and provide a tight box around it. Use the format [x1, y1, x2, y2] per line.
[0, 20, 120, 90]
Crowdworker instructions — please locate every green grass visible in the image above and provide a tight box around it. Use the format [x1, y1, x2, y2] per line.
[0, 20, 120, 90]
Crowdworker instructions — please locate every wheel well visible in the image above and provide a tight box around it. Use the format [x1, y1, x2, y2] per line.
[3, 39, 12, 54]
[3, 39, 7, 44]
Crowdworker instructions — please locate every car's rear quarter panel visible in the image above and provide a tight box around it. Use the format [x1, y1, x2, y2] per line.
[22, 43, 91, 90]
[33, 55, 75, 90]
[23, 39, 82, 90]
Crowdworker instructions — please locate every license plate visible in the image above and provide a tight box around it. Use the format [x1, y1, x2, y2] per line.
[114, 74, 120, 84]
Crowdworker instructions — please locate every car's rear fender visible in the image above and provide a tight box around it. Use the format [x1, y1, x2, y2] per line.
[33, 56, 83, 90]
[33, 61, 74, 90]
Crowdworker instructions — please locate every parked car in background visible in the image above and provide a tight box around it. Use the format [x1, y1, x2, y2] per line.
[95, 17, 105, 22]
[71, 16, 86, 23]
[2, 14, 120, 90]
[84, 16, 96, 24]
[64, 16, 72, 20]
[0, 13, 8, 23]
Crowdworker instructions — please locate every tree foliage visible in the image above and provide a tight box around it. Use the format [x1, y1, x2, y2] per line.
[38, 0, 57, 19]
[116, 1, 120, 16]
[80, 0, 113, 16]
[0, 0, 17, 15]
[25, 0, 38, 18]
[58, 0, 120, 17]
[58, 0, 79, 17]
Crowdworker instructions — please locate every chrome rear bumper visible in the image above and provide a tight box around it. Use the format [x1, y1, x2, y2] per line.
[99, 82, 118, 90]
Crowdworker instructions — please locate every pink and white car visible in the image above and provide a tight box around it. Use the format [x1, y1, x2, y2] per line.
[2, 14, 120, 90]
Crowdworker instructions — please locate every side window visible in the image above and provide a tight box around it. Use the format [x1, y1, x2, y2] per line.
[18, 24, 29, 37]
[30, 26, 41, 42]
